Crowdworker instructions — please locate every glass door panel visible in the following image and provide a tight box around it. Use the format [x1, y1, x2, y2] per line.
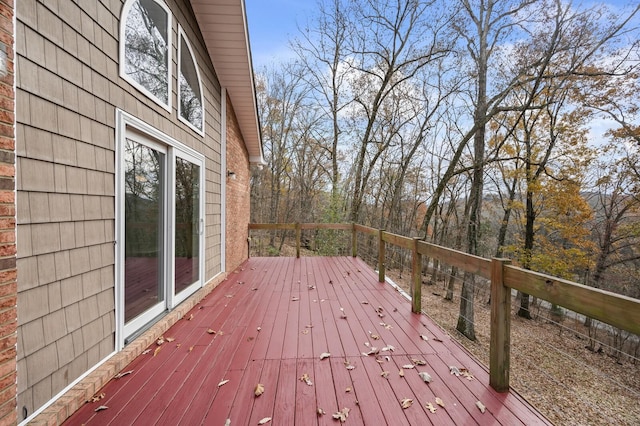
[174, 156, 200, 296]
[124, 138, 166, 324]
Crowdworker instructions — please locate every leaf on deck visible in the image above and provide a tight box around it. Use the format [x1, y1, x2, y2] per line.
[332, 407, 350, 422]
[435, 397, 445, 408]
[300, 373, 313, 386]
[425, 402, 437, 413]
[94, 405, 108, 412]
[418, 372, 432, 383]
[115, 370, 133, 379]
[320, 352, 331, 360]
[254, 383, 265, 397]
[258, 417, 272, 424]
[218, 379, 229, 387]
[476, 401, 486, 413]
[401, 398, 413, 409]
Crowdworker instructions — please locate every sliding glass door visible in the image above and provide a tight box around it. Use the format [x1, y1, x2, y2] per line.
[119, 119, 205, 342]
[173, 153, 202, 304]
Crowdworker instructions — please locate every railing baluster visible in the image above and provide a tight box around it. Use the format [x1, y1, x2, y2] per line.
[295, 222, 301, 258]
[411, 237, 422, 313]
[490, 258, 512, 392]
[378, 229, 385, 283]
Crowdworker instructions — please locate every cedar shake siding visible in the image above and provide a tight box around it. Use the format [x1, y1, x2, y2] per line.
[14, 0, 263, 421]
[0, 0, 16, 424]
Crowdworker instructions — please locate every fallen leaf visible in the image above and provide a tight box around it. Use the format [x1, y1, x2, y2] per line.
[115, 370, 133, 379]
[254, 383, 265, 397]
[207, 329, 216, 334]
[308, 285, 315, 290]
[90, 393, 105, 402]
[418, 372, 432, 383]
[476, 401, 486, 414]
[401, 398, 413, 409]
[305, 324, 314, 328]
[345, 386, 352, 393]
[291, 296, 300, 301]
[317, 408, 326, 416]
[412, 359, 426, 366]
[225, 294, 234, 298]
[420, 335, 429, 342]
[320, 352, 331, 360]
[426, 402, 437, 413]
[399, 369, 405, 378]
[346, 364, 355, 370]
[300, 373, 313, 386]
[449, 366, 461, 376]
[433, 337, 443, 342]
[142, 349, 151, 355]
[381, 371, 390, 378]
[382, 345, 395, 352]
[153, 347, 162, 357]
[332, 407, 350, 422]
[402, 365, 415, 369]
[435, 397, 445, 408]
[94, 405, 108, 412]
[225, 419, 231, 426]
[166, 337, 175, 342]
[156, 337, 165, 345]
[361, 301, 369, 304]
[301, 329, 309, 335]
[461, 368, 475, 380]
[187, 314, 194, 321]
[370, 334, 380, 340]
[258, 417, 272, 425]
[218, 331, 224, 336]
[364, 347, 379, 356]
[218, 379, 229, 387]
[257, 327, 261, 331]
[188, 346, 194, 352]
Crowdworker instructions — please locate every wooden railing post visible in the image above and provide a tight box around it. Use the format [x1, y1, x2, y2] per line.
[295, 223, 301, 258]
[378, 229, 385, 283]
[490, 258, 512, 392]
[411, 238, 422, 313]
[351, 223, 357, 257]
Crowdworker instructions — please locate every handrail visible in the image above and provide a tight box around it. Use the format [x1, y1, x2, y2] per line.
[248, 222, 640, 393]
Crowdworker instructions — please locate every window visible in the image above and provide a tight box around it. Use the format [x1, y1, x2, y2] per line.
[121, 0, 172, 110]
[178, 27, 204, 134]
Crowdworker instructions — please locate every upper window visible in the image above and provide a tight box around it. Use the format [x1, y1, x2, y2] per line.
[121, 0, 172, 110]
[178, 27, 204, 134]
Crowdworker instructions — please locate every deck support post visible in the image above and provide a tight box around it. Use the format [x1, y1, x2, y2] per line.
[378, 229, 385, 282]
[295, 223, 301, 258]
[351, 223, 357, 257]
[490, 258, 512, 392]
[411, 238, 422, 313]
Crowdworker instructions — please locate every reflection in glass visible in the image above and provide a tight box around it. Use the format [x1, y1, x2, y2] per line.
[124, 0, 169, 104]
[175, 158, 200, 294]
[179, 35, 203, 131]
[124, 139, 165, 323]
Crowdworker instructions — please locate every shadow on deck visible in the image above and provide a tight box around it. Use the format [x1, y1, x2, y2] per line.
[63, 257, 550, 425]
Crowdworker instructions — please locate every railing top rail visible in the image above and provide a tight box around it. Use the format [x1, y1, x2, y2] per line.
[417, 240, 492, 279]
[504, 265, 640, 335]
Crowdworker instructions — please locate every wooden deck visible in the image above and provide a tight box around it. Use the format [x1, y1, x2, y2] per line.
[63, 257, 550, 425]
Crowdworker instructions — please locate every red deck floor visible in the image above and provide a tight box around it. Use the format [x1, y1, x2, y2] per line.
[63, 257, 550, 425]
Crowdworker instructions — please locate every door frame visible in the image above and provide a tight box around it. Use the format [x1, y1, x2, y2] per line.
[115, 110, 206, 349]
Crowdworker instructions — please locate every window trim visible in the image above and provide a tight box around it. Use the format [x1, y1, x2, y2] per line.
[177, 25, 205, 136]
[119, 0, 173, 112]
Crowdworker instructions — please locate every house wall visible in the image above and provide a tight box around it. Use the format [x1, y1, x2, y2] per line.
[15, 0, 231, 420]
[0, 0, 16, 424]
[225, 95, 250, 272]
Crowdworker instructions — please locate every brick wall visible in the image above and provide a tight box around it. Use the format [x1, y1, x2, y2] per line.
[225, 94, 250, 272]
[0, 0, 16, 424]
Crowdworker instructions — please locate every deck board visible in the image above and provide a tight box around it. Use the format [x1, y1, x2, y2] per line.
[63, 257, 550, 425]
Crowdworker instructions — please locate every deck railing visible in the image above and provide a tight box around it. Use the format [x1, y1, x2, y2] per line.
[248, 222, 640, 393]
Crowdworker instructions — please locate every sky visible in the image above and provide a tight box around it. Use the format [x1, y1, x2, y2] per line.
[245, 0, 316, 69]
